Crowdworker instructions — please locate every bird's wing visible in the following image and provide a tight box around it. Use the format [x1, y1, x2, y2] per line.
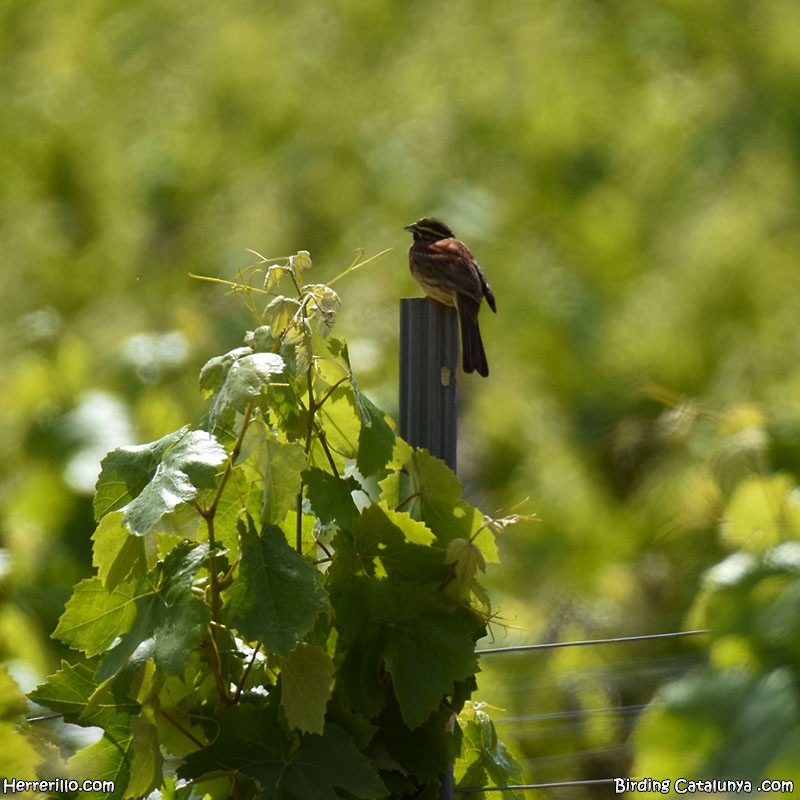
[425, 238, 485, 302]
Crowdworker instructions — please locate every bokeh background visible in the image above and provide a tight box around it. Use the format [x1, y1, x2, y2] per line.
[3, 0, 800, 793]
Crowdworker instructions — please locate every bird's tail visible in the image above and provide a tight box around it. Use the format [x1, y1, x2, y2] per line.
[458, 303, 489, 377]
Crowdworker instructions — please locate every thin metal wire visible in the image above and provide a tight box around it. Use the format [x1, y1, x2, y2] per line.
[496, 703, 648, 725]
[456, 631, 710, 795]
[456, 777, 615, 793]
[515, 742, 630, 770]
[476, 629, 708, 655]
[488, 652, 705, 707]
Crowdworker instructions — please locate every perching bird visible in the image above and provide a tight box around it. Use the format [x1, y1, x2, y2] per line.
[405, 217, 496, 377]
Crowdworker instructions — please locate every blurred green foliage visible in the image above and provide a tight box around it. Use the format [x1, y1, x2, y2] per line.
[3, 0, 800, 792]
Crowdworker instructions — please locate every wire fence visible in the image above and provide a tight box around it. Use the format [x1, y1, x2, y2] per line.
[476, 629, 708, 655]
[28, 629, 708, 797]
[456, 628, 709, 796]
[457, 778, 616, 793]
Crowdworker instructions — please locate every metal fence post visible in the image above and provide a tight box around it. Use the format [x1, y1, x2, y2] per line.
[399, 297, 459, 471]
[399, 296, 459, 799]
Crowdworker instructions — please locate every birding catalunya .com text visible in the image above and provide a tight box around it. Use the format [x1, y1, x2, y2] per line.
[615, 777, 794, 794]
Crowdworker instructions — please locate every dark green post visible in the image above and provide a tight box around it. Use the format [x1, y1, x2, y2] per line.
[399, 298, 459, 471]
[399, 297, 458, 799]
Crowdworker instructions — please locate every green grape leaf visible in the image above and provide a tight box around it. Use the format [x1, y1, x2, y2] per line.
[199, 346, 251, 394]
[446, 537, 487, 584]
[359, 505, 443, 584]
[335, 578, 480, 729]
[180, 708, 385, 800]
[213, 468, 261, 553]
[94, 428, 226, 536]
[263, 379, 305, 441]
[721, 475, 800, 553]
[304, 467, 360, 529]
[97, 542, 210, 681]
[334, 341, 395, 476]
[328, 505, 442, 588]
[203, 349, 285, 429]
[291, 250, 313, 273]
[755, 572, 800, 649]
[67, 727, 132, 799]
[382, 597, 481, 730]
[29, 661, 139, 729]
[0, 668, 40, 778]
[126, 714, 164, 799]
[382, 506, 436, 546]
[263, 439, 307, 525]
[238, 423, 307, 525]
[263, 265, 294, 293]
[0, 666, 29, 719]
[264, 295, 302, 335]
[689, 543, 800, 669]
[316, 386, 361, 468]
[28, 662, 97, 723]
[280, 642, 334, 735]
[456, 704, 523, 798]
[53, 577, 138, 657]
[94, 428, 185, 521]
[471, 521, 500, 566]
[368, 700, 459, 783]
[245, 324, 276, 352]
[356, 392, 396, 478]
[227, 518, 328, 657]
[304, 283, 341, 337]
[0, 720, 40, 780]
[634, 667, 800, 782]
[709, 668, 799, 779]
[291, 323, 314, 376]
[92, 511, 148, 590]
[383, 449, 486, 547]
[150, 675, 214, 760]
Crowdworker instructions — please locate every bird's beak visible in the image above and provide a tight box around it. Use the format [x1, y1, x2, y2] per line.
[403, 223, 415, 232]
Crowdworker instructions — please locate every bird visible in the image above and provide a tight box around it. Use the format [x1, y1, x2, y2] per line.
[404, 217, 497, 377]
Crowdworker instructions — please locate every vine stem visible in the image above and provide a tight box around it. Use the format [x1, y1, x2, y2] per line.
[196, 398, 258, 622]
[204, 624, 231, 708]
[294, 347, 344, 551]
[233, 643, 262, 703]
[328, 247, 391, 286]
[296, 357, 317, 553]
[158, 709, 205, 749]
[396, 490, 421, 513]
[195, 399, 258, 707]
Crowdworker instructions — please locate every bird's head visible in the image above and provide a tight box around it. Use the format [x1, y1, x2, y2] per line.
[404, 217, 455, 242]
